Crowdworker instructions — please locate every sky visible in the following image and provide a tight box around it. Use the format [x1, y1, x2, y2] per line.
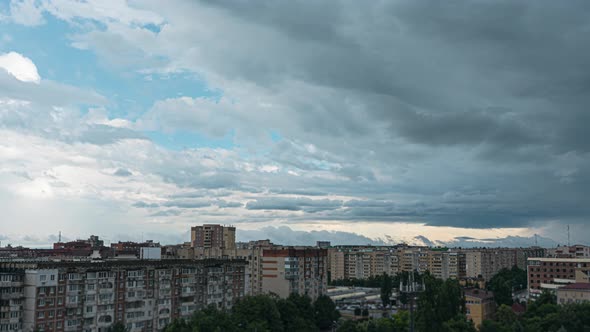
[0, 0, 589, 247]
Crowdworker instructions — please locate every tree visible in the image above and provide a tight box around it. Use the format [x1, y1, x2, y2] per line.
[392, 310, 410, 332]
[232, 295, 284, 332]
[380, 273, 393, 307]
[487, 267, 527, 306]
[164, 319, 191, 332]
[314, 294, 340, 330]
[188, 305, 237, 332]
[108, 322, 128, 332]
[442, 315, 477, 332]
[277, 294, 318, 332]
[336, 320, 361, 332]
[415, 273, 465, 332]
[362, 308, 369, 317]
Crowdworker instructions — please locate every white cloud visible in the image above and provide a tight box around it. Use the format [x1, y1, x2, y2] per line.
[10, 0, 45, 26]
[0, 52, 41, 83]
[41, 0, 163, 26]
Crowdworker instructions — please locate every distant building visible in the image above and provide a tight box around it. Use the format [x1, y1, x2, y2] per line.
[464, 288, 496, 329]
[111, 240, 161, 260]
[191, 224, 236, 250]
[557, 283, 590, 305]
[316, 241, 331, 249]
[547, 245, 590, 258]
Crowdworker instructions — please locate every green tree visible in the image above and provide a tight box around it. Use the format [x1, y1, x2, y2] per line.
[362, 308, 369, 317]
[164, 319, 191, 332]
[187, 305, 237, 332]
[487, 267, 527, 306]
[380, 273, 393, 307]
[232, 295, 284, 332]
[415, 273, 465, 332]
[108, 322, 129, 332]
[314, 294, 341, 330]
[336, 320, 362, 332]
[392, 310, 410, 332]
[277, 294, 318, 332]
[442, 315, 477, 332]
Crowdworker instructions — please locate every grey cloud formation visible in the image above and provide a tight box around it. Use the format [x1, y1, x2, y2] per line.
[237, 226, 386, 246]
[246, 197, 342, 213]
[3, 0, 590, 244]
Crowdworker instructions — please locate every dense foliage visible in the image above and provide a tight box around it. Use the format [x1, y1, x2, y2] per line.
[335, 272, 476, 332]
[163, 293, 340, 332]
[481, 291, 590, 332]
[414, 273, 473, 332]
[486, 266, 527, 306]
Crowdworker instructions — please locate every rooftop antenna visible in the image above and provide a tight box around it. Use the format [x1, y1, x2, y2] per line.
[59, 231, 62, 243]
[534, 234, 538, 246]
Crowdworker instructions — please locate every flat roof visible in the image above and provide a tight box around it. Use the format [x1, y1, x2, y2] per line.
[527, 257, 590, 262]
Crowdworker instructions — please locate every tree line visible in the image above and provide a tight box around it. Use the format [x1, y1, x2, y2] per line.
[163, 293, 340, 332]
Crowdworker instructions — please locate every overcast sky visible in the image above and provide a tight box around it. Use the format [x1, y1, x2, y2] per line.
[0, 0, 588, 247]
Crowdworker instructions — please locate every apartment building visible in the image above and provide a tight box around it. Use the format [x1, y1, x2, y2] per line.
[328, 246, 398, 281]
[527, 257, 590, 297]
[464, 249, 517, 281]
[547, 245, 590, 258]
[428, 250, 460, 280]
[190, 225, 236, 250]
[0, 269, 24, 331]
[0, 259, 246, 332]
[259, 247, 328, 300]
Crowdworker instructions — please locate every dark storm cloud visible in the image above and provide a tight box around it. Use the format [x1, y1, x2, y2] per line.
[245, 197, 342, 212]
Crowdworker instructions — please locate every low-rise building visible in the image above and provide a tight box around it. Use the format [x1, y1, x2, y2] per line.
[556, 283, 590, 305]
[464, 288, 496, 329]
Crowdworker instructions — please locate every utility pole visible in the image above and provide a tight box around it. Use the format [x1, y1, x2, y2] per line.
[400, 271, 425, 332]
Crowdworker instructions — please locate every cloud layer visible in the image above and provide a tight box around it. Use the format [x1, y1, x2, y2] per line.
[1, 1, 590, 246]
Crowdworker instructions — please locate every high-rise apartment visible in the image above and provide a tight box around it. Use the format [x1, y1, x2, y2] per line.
[1, 259, 246, 332]
[190, 225, 236, 250]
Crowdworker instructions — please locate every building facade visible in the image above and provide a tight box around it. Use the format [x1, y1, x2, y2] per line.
[556, 283, 590, 305]
[527, 257, 590, 296]
[259, 247, 328, 300]
[190, 225, 236, 250]
[464, 288, 496, 329]
[0, 259, 246, 332]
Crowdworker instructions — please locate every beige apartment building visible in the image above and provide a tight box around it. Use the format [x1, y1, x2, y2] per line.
[187, 225, 328, 300]
[328, 246, 399, 281]
[259, 247, 328, 300]
[464, 249, 518, 281]
[190, 224, 236, 250]
[464, 288, 496, 329]
[557, 283, 590, 305]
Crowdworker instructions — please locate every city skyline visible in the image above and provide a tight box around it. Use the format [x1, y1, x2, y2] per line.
[1, 1, 590, 247]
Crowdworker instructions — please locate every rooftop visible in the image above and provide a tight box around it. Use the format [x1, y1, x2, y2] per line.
[560, 283, 590, 290]
[464, 288, 494, 300]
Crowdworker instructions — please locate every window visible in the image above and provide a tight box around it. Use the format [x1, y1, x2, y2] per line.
[40, 275, 47, 281]
[37, 311, 44, 318]
[86, 306, 93, 313]
[50, 275, 55, 281]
